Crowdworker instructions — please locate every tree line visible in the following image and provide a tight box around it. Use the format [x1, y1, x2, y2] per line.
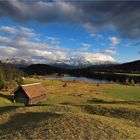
[71, 70, 140, 84]
[0, 63, 24, 90]
[23, 63, 140, 84]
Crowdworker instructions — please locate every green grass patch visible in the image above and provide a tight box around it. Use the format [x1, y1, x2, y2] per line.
[104, 84, 140, 101]
[115, 73, 140, 76]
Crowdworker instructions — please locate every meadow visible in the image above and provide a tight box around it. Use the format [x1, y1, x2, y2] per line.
[0, 78, 140, 139]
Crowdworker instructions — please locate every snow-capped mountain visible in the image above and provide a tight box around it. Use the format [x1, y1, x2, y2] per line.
[1, 57, 116, 68]
[2, 57, 29, 64]
[1, 57, 31, 67]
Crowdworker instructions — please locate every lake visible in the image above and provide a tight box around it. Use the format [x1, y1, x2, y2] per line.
[45, 76, 110, 83]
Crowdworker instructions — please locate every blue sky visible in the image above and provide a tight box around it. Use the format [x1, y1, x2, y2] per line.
[0, 1, 140, 64]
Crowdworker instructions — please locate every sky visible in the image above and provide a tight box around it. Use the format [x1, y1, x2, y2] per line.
[0, 0, 140, 64]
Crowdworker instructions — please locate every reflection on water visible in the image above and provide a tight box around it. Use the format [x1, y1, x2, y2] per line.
[45, 76, 109, 83]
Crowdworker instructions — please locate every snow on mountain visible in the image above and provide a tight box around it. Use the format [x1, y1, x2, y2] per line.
[1, 57, 116, 68]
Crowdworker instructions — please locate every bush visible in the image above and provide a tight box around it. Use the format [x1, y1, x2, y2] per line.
[130, 79, 135, 86]
[0, 64, 24, 89]
[0, 79, 7, 90]
[123, 78, 130, 85]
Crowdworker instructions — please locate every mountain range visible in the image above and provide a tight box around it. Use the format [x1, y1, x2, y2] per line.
[22, 60, 140, 75]
[1, 57, 117, 69]
[1, 57, 140, 74]
[1, 58, 140, 82]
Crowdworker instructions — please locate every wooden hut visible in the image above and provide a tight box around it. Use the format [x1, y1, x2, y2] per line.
[11, 83, 47, 105]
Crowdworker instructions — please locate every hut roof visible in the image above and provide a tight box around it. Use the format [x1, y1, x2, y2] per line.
[12, 83, 47, 99]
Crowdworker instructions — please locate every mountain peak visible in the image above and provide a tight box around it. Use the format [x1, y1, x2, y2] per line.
[1, 57, 117, 68]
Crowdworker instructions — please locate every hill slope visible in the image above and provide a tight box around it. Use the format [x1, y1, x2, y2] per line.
[0, 78, 140, 139]
[0, 105, 139, 139]
[80, 60, 140, 72]
[23, 60, 140, 76]
[23, 64, 70, 75]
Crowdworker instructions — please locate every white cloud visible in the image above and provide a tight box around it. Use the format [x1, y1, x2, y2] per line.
[90, 33, 103, 40]
[0, 26, 65, 50]
[0, 26, 37, 37]
[0, 36, 11, 43]
[13, 37, 64, 50]
[0, 44, 116, 64]
[69, 38, 75, 41]
[83, 23, 96, 33]
[104, 49, 116, 55]
[109, 36, 120, 47]
[34, 37, 41, 42]
[98, 49, 117, 55]
[46, 36, 58, 41]
[80, 43, 90, 51]
[0, 26, 17, 34]
[19, 26, 37, 37]
[50, 40, 60, 45]
[0, 25, 116, 64]
[75, 52, 116, 63]
[0, 46, 18, 59]
[46, 36, 60, 45]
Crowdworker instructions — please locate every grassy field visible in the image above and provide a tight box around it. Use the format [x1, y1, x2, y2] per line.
[115, 72, 140, 76]
[0, 78, 140, 139]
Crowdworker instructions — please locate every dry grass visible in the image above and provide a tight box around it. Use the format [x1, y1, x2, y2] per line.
[0, 105, 140, 139]
[0, 77, 140, 139]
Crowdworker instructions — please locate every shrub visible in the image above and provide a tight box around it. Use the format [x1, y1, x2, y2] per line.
[0, 79, 7, 90]
[130, 79, 135, 86]
[124, 78, 130, 85]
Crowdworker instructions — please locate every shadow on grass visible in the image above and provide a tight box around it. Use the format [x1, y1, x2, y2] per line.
[88, 98, 140, 104]
[30, 103, 52, 107]
[0, 106, 22, 115]
[0, 112, 60, 138]
[0, 93, 13, 102]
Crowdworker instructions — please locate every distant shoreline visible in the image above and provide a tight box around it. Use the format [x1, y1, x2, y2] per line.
[35, 74, 140, 85]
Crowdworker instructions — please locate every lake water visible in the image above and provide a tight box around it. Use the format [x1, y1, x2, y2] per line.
[45, 76, 110, 83]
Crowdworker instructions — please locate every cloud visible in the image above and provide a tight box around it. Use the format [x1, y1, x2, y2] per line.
[0, 45, 116, 64]
[0, 26, 36, 37]
[0, 36, 11, 43]
[46, 36, 60, 45]
[74, 52, 116, 63]
[90, 33, 103, 40]
[0, 35, 64, 50]
[46, 36, 59, 41]
[0, 25, 69, 62]
[134, 41, 140, 46]
[0, 45, 68, 62]
[109, 36, 120, 47]
[0, 46, 18, 58]
[80, 43, 90, 51]
[0, 24, 116, 64]
[0, 1, 140, 38]
[0, 44, 116, 64]
[0, 25, 65, 50]
[98, 49, 117, 55]
[19, 26, 36, 37]
[69, 38, 75, 41]
[0, 26, 17, 34]
[0, 1, 79, 23]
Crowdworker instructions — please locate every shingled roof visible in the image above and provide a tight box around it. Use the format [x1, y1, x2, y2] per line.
[12, 83, 47, 99]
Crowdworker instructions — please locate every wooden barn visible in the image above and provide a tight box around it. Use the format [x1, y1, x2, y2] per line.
[11, 83, 47, 105]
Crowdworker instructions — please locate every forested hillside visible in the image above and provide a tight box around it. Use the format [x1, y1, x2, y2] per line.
[0, 62, 24, 90]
